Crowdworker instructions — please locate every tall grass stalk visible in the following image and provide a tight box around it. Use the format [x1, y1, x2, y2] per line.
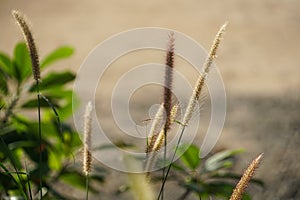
[161, 32, 175, 199]
[12, 10, 42, 199]
[157, 22, 228, 200]
[83, 101, 92, 200]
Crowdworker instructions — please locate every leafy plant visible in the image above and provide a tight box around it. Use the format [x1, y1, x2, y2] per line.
[169, 144, 263, 199]
[0, 41, 105, 199]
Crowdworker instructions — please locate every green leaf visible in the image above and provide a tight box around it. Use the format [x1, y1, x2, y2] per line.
[0, 53, 13, 76]
[13, 42, 32, 83]
[212, 172, 264, 187]
[90, 174, 105, 183]
[48, 150, 62, 171]
[60, 172, 86, 189]
[0, 162, 20, 190]
[30, 71, 75, 91]
[178, 144, 200, 170]
[21, 97, 59, 108]
[40, 46, 74, 68]
[59, 90, 79, 120]
[182, 181, 250, 199]
[204, 182, 236, 198]
[204, 149, 244, 172]
[8, 141, 37, 150]
[0, 70, 8, 94]
[170, 162, 187, 173]
[60, 171, 97, 193]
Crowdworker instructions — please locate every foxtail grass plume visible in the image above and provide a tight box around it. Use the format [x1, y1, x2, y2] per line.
[145, 105, 178, 173]
[12, 10, 40, 81]
[83, 102, 93, 176]
[182, 22, 228, 125]
[230, 153, 263, 200]
[146, 103, 164, 153]
[170, 104, 178, 124]
[144, 129, 165, 175]
[151, 129, 165, 153]
[146, 104, 178, 153]
[163, 32, 175, 132]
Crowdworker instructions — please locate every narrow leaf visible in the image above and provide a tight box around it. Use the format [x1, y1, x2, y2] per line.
[40, 46, 74, 68]
[178, 144, 200, 170]
[13, 42, 32, 82]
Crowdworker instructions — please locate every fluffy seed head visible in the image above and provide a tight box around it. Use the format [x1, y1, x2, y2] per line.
[170, 104, 178, 124]
[148, 104, 164, 137]
[83, 101, 93, 176]
[163, 32, 175, 132]
[152, 129, 165, 152]
[146, 104, 178, 153]
[204, 22, 228, 74]
[182, 22, 227, 126]
[144, 129, 165, 174]
[230, 153, 263, 200]
[12, 10, 40, 81]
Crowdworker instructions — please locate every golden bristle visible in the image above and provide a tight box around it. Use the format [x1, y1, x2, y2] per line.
[83, 101, 93, 176]
[230, 153, 263, 200]
[12, 10, 40, 81]
[182, 22, 227, 126]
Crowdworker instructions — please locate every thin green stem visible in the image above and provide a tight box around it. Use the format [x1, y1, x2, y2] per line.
[161, 127, 167, 200]
[157, 126, 186, 200]
[85, 174, 90, 200]
[25, 161, 33, 200]
[0, 137, 28, 198]
[36, 81, 42, 200]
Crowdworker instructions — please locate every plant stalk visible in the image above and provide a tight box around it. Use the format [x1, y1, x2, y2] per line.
[36, 81, 42, 200]
[157, 125, 186, 199]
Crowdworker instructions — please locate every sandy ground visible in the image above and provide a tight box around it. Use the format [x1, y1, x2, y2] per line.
[1, 0, 300, 199]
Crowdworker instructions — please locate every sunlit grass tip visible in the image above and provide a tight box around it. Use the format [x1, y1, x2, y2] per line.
[146, 103, 164, 153]
[230, 153, 263, 200]
[12, 10, 40, 81]
[182, 22, 228, 126]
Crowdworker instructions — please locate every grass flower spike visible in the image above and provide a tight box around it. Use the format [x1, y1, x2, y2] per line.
[146, 103, 165, 153]
[12, 10, 40, 81]
[83, 101, 93, 200]
[12, 10, 44, 198]
[83, 101, 93, 176]
[230, 153, 263, 200]
[182, 22, 227, 126]
[163, 32, 175, 132]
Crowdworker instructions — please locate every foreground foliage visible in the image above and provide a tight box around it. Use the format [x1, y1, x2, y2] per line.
[0, 43, 104, 199]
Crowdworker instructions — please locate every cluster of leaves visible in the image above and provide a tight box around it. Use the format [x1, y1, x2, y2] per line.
[0, 43, 104, 199]
[168, 144, 263, 199]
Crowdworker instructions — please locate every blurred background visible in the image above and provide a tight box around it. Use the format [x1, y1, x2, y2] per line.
[1, 0, 300, 199]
